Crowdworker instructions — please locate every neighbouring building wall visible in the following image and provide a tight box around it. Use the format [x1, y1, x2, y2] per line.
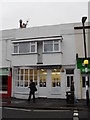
[60, 24, 76, 66]
[1, 29, 15, 68]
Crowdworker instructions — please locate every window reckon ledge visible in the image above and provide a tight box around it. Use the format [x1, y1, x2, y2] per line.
[12, 52, 37, 55]
[43, 51, 63, 54]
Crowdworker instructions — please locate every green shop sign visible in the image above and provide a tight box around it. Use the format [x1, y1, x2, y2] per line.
[0, 68, 10, 75]
[77, 58, 90, 73]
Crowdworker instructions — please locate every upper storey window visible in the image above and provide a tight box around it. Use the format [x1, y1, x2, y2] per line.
[13, 42, 37, 54]
[43, 40, 60, 53]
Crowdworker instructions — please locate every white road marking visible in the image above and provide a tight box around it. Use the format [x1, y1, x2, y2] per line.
[33, 109, 70, 112]
[73, 110, 79, 120]
[2, 107, 32, 112]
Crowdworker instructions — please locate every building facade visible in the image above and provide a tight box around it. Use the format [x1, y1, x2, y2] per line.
[0, 23, 90, 99]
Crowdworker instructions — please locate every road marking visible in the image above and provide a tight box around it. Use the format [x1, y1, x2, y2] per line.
[33, 109, 70, 112]
[2, 107, 32, 112]
[73, 110, 79, 120]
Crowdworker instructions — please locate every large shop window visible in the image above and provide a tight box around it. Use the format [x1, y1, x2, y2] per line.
[43, 40, 60, 52]
[15, 68, 37, 87]
[39, 69, 47, 87]
[13, 42, 37, 54]
[51, 69, 61, 87]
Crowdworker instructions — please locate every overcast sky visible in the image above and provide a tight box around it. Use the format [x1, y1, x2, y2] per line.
[0, 0, 89, 30]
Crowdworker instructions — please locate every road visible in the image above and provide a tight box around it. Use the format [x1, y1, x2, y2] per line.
[1, 107, 90, 119]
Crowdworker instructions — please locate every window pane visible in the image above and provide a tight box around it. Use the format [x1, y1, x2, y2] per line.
[44, 41, 53, 52]
[14, 46, 18, 53]
[54, 41, 59, 51]
[54, 44, 59, 51]
[34, 70, 37, 85]
[82, 76, 85, 87]
[19, 42, 30, 53]
[31, 45, 35, 52]
[67, 76, 70, 87]
[21, 69, 23, 80]
[52, 69, 61, 87]
[25, 69, 28, 80]
[39, 69, 47, 87]
[66, 69, 74, 74]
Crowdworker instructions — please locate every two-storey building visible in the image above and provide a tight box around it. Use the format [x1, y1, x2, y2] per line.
[0, 22, 90, 99]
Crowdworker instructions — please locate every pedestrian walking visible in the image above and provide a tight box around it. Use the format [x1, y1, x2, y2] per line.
[28, 79, 37, 103]
[70, 80, 78, 103]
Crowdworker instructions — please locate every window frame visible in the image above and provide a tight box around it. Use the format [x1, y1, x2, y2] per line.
[13, 41, 37, 54]
[13, 43, 19, 53]
[43, 40, 60, 53]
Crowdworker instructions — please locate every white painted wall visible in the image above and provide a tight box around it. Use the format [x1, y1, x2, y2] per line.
[43, 53, 62, 65]
[12, 54, 38, 66]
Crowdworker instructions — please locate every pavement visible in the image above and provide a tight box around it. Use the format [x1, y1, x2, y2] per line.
[1, 97, 90, 110]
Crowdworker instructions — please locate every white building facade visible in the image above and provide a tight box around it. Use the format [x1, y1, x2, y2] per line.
[0, 23, 90, 99]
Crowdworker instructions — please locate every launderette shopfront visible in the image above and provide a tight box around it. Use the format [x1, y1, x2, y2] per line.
[13, 65, 68, 99]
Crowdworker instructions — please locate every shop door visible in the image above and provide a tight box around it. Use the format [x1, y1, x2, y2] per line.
[38, 69, 48, 97]
[82, 75, 90, 99]
[51, 69, 61, 94]
[66, 75, 74, 92]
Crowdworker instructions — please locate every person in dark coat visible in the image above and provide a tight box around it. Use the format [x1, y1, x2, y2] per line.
[70, 80, 75, 92]
[28, 79, 37, 103]
[70, 80, 78, 103]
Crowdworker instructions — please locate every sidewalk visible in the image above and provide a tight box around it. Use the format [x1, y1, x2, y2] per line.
[1, 97, 90, 110]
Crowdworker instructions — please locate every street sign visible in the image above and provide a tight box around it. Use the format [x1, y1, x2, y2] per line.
[77, 58, 90, 73]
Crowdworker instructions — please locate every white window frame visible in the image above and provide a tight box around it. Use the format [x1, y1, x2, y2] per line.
[13, 43, 19, 53]
[30, 42, 37, 53]
[13, 42, 37, 54]
[43, 40, 60, 53]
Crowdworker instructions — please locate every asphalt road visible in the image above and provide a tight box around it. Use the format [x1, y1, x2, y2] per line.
[1, 107, 90, 120]
[2, 107, 73, 119]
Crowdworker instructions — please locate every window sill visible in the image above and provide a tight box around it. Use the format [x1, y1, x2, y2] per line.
[43, 51, 63, 54]
[12, 52, 37, 55]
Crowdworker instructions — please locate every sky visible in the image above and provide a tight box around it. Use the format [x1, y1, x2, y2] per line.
[0, 0, 89, 30]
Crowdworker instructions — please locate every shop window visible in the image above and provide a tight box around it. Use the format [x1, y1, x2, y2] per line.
[39, 69, 47, 87]
[20, 69, 23, 87]
[15, 68, 37, 87]
[25, 69, 28, 87]
[34, 70, 37, 85]
[51, 69, 61, 87]
[67, 76, 73, 87]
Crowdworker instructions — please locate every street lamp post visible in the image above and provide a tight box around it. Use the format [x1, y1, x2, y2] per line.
[82, 17, 89, 106]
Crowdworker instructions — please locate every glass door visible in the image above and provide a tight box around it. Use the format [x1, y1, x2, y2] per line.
[38, 69, 47, 97]
[51, 69, 61, 94]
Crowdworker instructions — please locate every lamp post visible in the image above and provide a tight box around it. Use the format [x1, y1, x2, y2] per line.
[82, 16, 89, 106]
